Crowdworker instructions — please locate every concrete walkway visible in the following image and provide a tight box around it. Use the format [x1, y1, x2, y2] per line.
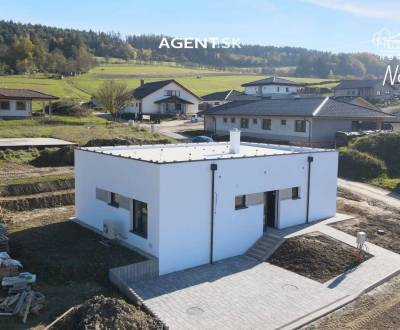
[129, 214, 400, 330]
[338, 178, 400, 209]
[0, 137, 76, 149]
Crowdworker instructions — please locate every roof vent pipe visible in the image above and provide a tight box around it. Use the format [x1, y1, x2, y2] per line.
[229, 129, 241, 154]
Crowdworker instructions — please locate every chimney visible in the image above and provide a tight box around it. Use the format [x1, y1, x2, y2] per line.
[229, 129, 241, 154]
[140, 79, 144, 86]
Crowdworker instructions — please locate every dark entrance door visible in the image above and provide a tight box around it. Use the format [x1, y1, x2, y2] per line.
[264, 191, 277, 231]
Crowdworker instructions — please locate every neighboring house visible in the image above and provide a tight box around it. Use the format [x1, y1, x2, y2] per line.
[123, 79, 201, 116]
[333, 79, 395, 102]
[0, 88, 58, 118]
[202, 97, 394, 147]
[75, 130, 338, 275]
[200, 89, 260, 109]
[241, 76, 304, 97]
[385, 112, 400, 131]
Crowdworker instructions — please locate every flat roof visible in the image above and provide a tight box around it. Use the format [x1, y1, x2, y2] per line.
[79, 142, 332, 164]
[0, 138, 76, 149]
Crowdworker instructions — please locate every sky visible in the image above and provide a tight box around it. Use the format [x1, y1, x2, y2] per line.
[1, 0, 400, 54]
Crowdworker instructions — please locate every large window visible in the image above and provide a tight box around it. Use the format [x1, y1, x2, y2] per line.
[295, 120, 306, 132]
[0, 101, 10, 110]
[235, 195, 247, 210]
[240, 118, 249, 129]
[262, 119, 271, 130]
[132, 200, 148, 238]
[16, 101, 26, 111]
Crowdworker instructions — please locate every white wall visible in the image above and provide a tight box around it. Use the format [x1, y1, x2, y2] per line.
[245, 85, 299, 95]
[0, 99, 32, 117]
[141, 82, 200, 114]
[157, 149, 337, 274]
[74, 150, 161, 258]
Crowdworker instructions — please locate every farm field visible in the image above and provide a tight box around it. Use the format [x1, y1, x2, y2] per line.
[0, 63, 337, 101]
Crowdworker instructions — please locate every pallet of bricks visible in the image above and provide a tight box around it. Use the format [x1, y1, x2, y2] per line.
[0, 223, 45, 323]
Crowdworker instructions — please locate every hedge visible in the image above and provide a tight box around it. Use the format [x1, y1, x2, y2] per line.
[338, 148, 387, 180]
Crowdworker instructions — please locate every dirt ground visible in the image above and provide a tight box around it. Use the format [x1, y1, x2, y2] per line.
[334, 189, 400, 254]
[0, 206, 148, 329]
[269, 232, 370, 283]
[0, 162, 73, 181]
[304, 273, 400, 330]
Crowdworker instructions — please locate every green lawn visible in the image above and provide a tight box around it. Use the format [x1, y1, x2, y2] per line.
[0, 63, 335, 101]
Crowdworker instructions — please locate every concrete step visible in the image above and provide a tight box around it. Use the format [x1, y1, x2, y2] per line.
[245, 233, 285, 262]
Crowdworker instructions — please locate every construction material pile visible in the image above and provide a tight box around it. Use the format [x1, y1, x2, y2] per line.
[54, 295, 162, 330]
[0, 224, 45, 324]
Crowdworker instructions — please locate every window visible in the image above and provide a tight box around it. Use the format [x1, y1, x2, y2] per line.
[132, 200, 148, 238]
[230, 117, 236, 123]
[223, 117, 228, 123]
[165, 90, 180, 96]
[240, 118, 249, 129]
[377, 90, 381, 96]
[253, 118, 258, 125]
[281, 119, 287, 126]
[295, 120, 306, 132]
[16, 101, 26, 111]
[292, 187, 300, 199]
[0, 101, 10, 110]
[235, 195, 247, 210]
[286, 87, 289, 92]
[109, 192, 120, 207]
[215, 102, 220, 106]
[277, 86, 280, 92]
[262, 119, 271, 130]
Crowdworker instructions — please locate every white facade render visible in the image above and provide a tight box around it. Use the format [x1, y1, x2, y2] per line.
[242, 76, 304, 98]
[75, 131, 338, 275]
[0, 99, 32, 117]
[124, 79, 201, 116]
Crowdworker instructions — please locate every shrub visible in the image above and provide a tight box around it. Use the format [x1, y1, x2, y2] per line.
[47, 99, 92, 117]
[120, 113, 136, 120]
[339, 148, 387, 180]
[352, 132, 400, 176]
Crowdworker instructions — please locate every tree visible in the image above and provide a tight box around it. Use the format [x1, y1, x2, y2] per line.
[95, 81, 133, 121]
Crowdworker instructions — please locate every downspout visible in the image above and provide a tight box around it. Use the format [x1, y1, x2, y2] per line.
[305, 118, 312, 147]
[210, 163, 218, 264]
[306, 156, 314, 224]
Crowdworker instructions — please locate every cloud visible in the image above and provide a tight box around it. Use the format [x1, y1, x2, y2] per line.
[299, 0, 400, 19]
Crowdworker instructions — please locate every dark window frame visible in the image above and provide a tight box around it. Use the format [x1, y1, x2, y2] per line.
[0, 100, 10, 110]
[292, 187, 300, 200]
[240, 118, 249, 129]
[132, 199, 148, 239]
[262, 119, 271, 130]
[230, 117, 236, 123]
[295, 120, 306, 133]
[281, 119, 287, 126]
[109, 192, 120, 208]
[16, 101, 26, 111]
[235, 195, 247, 210]
[253, 118, 258, 125]
[223, 117, 228, 123]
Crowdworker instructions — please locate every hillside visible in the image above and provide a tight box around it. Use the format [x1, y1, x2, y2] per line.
[0, 20, 397, 79]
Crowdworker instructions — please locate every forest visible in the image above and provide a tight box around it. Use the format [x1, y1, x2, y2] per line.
[0, 20, 397, 78]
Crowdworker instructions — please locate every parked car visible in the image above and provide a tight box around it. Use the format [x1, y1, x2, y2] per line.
[190, 114, 203, 123]
[191, 136, 214, 143]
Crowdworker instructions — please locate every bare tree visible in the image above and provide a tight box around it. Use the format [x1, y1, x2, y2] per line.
[95, 80, 133, 121]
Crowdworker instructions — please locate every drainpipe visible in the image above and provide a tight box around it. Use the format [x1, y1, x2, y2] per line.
[305, 119, 312, 147]
[306, 156, 314, 224]
[210, 163, 218, 264]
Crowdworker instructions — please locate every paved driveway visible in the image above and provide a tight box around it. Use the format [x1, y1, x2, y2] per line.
[130, 256, 347, 330]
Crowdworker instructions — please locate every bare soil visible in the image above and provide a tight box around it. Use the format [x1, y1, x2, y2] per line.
[269, 232, 371, 283]
[0, 206, 149, 329]
[0, 162, 73, 180]
[334, 189, 400, 254]
[304, 273, 400, 330]
[54, 295, 162, 330]
[0, 178, 74, 197]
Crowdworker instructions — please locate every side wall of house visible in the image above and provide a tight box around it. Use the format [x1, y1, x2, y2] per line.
[157, 150, 337, 275]
[74, 150, 161, 258]
[0, 99, 32, 117]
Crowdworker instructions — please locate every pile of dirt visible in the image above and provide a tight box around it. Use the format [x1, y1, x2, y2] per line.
[30, 146, 74, 167]
[269, 232, 371, 283]
[0, 178, 74, 197]
[84, 138, 133, 147]
[54, 295, 162, 330]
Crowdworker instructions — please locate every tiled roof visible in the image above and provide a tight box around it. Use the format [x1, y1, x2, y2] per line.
[154, 95, 193, 104]
[202, 90, 243, 101]
[132, 79, 201, 100]
[242, 76, 303, 87]
[0, 88, 58, 100]
[202, 97, 394, 119]
[334, 79, 394, 90]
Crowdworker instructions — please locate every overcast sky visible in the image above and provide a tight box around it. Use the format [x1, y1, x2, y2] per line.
[1, 0, 400, 54]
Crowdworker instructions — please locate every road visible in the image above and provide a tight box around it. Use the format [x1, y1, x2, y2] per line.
[338, 178, 400, 209]
[141, 119, 204, 141]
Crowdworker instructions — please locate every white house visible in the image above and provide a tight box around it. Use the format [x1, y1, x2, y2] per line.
[75, 130, 338, 275]
[0, 88, 58, 118]
[124, 79, 202, 116]
[242, 76, 304, 97]
[200, 89, 260, 109]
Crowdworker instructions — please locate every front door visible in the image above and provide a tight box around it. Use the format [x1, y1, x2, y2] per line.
[264, 191, 277, 231]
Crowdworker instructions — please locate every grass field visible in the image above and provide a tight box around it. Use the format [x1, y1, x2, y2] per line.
[0, 63, 337, 101]
[0, 116, 175, 145]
